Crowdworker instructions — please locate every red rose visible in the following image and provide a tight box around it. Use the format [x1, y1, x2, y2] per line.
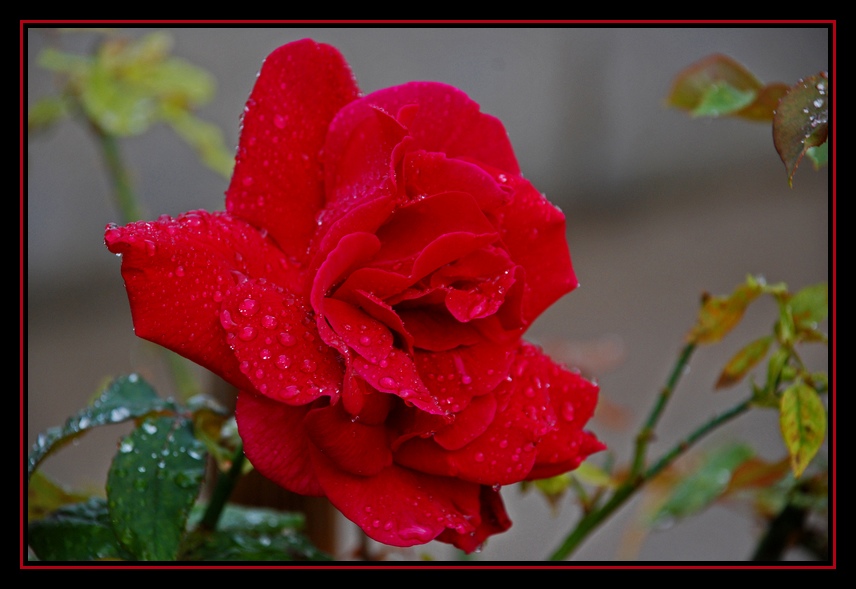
[104, 39, 603, 553]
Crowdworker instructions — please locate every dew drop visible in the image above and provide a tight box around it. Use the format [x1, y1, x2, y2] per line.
[238, 298, 259, 316]
[238, 326, 257, 341]
[276, 354, 291, 370]
[278, 332, 297, 347]
[379, 376, 397, 389]
[261, 315, 278, 329]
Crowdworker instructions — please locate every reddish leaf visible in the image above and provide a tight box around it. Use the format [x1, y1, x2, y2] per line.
[667, 54, 763, 112]
[773, 72, 829, 187]
[724, 456, 791, 495]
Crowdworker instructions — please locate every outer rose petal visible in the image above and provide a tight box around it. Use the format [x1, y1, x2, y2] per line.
[226, 39, 360, 264]
[394, 342, 603, 486]
[492, 172, 578, 324]
[310, 446, 489, 549]
[235, 391, 322, 496]
[104, 210, 300, 392]
[220, 277, 343, 405]
[436, 486, 511, 553]
[340, 81, 521, 174]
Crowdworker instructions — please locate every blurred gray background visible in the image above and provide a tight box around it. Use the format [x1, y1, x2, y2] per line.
[26, 26, 830, 562]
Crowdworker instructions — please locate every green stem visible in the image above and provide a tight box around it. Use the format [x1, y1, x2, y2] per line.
[90, 122, 144, 223]
[548, 397, 752, 561]
[631, 342, 696, 477]
[199, 444, 245, 532]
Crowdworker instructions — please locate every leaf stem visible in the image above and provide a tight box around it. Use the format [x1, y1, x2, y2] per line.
[548, 396, 752, 561]
[199, 443, 245, 532]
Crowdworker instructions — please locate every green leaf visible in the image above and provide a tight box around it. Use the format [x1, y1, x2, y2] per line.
[27, 471, 93, 523]
[182, 504, 331, 561]
[806, 141, 828, 169]
[686, 279, 763, 344]
[28, 374, 175, 479]
[779, 382, 827, 478]
[773, 72, 829, 187]
[650, 443, 755, 526]
[715, 335, 773, 389]
[107, 415, 207, 561]
[692, 82, 757, 117]
[667, 54, 787, 122]
[789, 282, 829, 330]
[81, 60, 158, 136]
[27, 96, 70, 135]
[162, 106, 235, 179]
[28, 497, 134, 561]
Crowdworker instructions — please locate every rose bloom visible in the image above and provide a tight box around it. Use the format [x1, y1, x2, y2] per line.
[105, 39, 603, 553]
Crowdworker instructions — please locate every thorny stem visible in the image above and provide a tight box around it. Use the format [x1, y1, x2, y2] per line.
[631, 342, 696, 478]
[199, 443, 246, 532]
[548, 397, 752, 561]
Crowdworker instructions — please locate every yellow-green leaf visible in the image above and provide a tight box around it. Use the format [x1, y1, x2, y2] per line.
[779, 382, 827, 478]
[789, 282, 828, 330]
[687, 281, 762, 344]
[716, 335, 773, 389]
[27, 471, 93, 523]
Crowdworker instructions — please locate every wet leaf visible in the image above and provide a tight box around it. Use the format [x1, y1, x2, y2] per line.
[779, 382, 827, 478]
[106, 415, 207, 561]
[773, 72, 829, 187]
[182, 504, 330, 561]
[27, 471, 93, 523]
[716, 335, 773, 389]
[28, 497, 134, 561]
[687, 280, 762, 344]
[28, 374, 176, 480]
[650, 443, 755, 526]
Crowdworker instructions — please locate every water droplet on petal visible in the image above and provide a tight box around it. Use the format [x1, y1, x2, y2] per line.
[239, 326, 257, 341]
[278, 332, 297, 347]
[239, 298, 259, 316]
[379, 376, 397, 389]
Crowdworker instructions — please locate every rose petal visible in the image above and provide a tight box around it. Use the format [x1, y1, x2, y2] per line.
[352, 349, 446, 417]
[373, 191, 498, 264]
[493, 172, 578, 323]
[322, 297, 394, 364]
[395, 342, 600, 487]
[398, 307, 483, 351]
[436, 485, 511, 553]
[235, 391, 322, 496]
[323, 103, 410, 211]
[413, 342, 517, 412]
[310, 231, 381, 354]
[311, 447, 484, 549]
[304, 403, 393, 476]
[356, 81, 521, 174]
[221, 277, 343, 405]
[104, 210, 300, 392]
[226, 39, 360, 264]
[402, 150, 511, 212]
